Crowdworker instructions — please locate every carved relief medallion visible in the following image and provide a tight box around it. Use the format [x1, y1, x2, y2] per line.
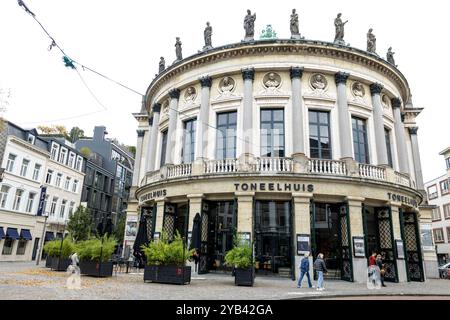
[263, 72, 282, 89]
[351, 82, 365, 98]
[381, 94, 390, 109]
[310, 73, 328, 91]
[219, 76, 235, 94]
[184, 86, 197, 102]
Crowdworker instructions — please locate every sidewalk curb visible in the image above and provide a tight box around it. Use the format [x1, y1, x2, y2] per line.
[286, 293, 450, 300]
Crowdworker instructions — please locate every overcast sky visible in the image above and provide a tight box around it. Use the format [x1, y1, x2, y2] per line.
[1, 0, 449, 182]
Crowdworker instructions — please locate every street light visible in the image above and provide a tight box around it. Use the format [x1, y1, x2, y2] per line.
[36, 213, 49, 266]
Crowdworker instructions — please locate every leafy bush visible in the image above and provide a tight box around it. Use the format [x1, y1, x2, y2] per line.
[76, 235, 117, 262]
[142, 232, 193, 266]
[43, 238, 75, 258]
[224, 236, 254, 269]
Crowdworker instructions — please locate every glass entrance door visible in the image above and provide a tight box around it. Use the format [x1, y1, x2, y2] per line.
[254, 201, 292, 277]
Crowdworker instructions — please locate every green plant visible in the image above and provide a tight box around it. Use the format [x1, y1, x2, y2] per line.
[142, 231, 193, 266]
[224, 236, 254, 269]
[67, 206, 93, 242]
[76, 235, 117, 262]
[43, 238, 75, 259]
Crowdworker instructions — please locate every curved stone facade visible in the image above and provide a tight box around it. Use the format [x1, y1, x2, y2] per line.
[127, 40, 436, 283]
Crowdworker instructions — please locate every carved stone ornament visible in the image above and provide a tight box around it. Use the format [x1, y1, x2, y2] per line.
[351, 82, 365, 98]
[381, 94, 390, 109]
[162, 100, 169, 114]
[219, 76, 236, 94]
[184, 87, 197, 102]
[263, 72, 282, 89]
[310, 73, 328, 91]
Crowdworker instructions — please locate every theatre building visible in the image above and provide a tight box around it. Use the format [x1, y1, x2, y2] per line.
[127, 39, 438, 283]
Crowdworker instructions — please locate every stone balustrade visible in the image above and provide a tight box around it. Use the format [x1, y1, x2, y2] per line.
[204, 159, 238, 174]
[167, 163, 192, 178]
[254, 157, 293, 173]
[359, 163, 386, 181]
[309, 159, 347, 176]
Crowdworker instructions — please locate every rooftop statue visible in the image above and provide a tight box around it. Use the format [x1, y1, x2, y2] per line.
[159, 57, 165, 74]
[175, 37, 182, 62]
[290, 9, 301, 39]
[203, 22, 213, 50]
[367, 28, 377, 54]
[243, 9, 256, 41]
[387, 47, 397, 67]
[334, 13, 348, 45]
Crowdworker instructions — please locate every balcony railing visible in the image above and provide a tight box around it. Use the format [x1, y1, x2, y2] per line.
[167, 163, 192, 178]
[255, 157, 293, 173]
[204, 159, 237, 174]
[359, 164, 386, 181]
[309, 159, 347, 176]
[395, 171, 411, 187]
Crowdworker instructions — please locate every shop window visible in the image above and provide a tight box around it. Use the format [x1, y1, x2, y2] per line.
[2, 238, 14, 255]
[16, 239, 27, 255]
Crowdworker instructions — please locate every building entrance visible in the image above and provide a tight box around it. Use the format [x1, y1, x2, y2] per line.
[311, 202, 353, 281]
[254, 200, 293, 277]
[162, 202, 189, 241]
[363, 206, 398, 282]
[400, 211, 424, 282]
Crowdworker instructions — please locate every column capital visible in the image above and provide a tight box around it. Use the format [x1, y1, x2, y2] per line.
[408, 126, 419, 135]
[391, 97, 402, 109]
[137, 130, 145, 138]
[290, 67, 304, 79]
[334, 72, 350, 85]
[168, 88, 180, 99]
[199, 76, 212, 88]
[241, 68, 255, 81]
[370, 83, 384, 95]
[152, 103, 161, 113]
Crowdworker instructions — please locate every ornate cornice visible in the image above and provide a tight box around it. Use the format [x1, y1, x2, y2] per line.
[391, 97, 402, 109]
[168, 88, 180, 99]
[290, 67, 304, 79]
[137, 130, 145, 138]
[242, 68, 255, 81]
[335, 72, 350, 85]
[199, 76, 212, 88]
[408, 127, 419, 135]
[370, 83, 384, 95]
[152, 103, 161, 113]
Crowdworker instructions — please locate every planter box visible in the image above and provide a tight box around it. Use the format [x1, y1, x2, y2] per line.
[50, 257, 71, 271]
[235, 268, 255, 286]
[45, 256, 52, 268]
[80, 260, 114, 277]
[144, 265, 191, 285]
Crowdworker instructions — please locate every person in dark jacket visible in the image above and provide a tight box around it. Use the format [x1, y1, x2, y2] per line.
[297, 252, 313, 288]
[192, 249, 200, 273]
[376, 254, 386, 287]
[313, 253, 328, 290]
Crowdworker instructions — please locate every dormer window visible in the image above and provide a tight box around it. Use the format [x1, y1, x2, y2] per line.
[51, 143, 59, 160]
[59, 148, 67, 164]
[27, 134, 35, 145]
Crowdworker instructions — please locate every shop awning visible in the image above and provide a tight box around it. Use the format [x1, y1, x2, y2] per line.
[0, 227, 4, 239]
[20, 229, 32, 241]
[6, 228, 19, 240]
[44, 231, 54, 241]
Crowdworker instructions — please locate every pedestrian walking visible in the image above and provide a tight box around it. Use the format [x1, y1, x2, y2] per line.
[192, 249, 200, 273]
[376, 254, 386, 287]
[313, 253, 328, 291]
[297, 252, 313, 288]
[369, 251, 377, 266]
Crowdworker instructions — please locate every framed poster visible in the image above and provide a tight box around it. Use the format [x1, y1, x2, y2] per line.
[125, 217, 138, 241]
[352, 236, 366, 258]
[420, 224, 434, 251]
[297, 234, 310, 255]
[395, 240, 405, 259]
[237, 232, 251, 245]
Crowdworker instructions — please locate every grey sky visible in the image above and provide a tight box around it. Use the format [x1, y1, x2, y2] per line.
[1, 0, 448, 182]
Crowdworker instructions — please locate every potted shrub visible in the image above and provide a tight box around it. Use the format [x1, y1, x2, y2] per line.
[77, 236, 117, 277]
[43, 239, 74, 271]
[225, 240, 255, 286]
[142, 232, 193, 285]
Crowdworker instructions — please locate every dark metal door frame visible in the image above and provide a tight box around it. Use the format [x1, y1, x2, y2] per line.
[400, 210, 425, 282]
[198, 200, 210, 274]
[375, 207, 398, 283]
[338, 203, 353, 282]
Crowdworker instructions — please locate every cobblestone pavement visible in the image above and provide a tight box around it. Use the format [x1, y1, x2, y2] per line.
[0, 262, 449, 300]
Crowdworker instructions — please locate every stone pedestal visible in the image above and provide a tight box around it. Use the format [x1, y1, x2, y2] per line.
[191, 159, 204, 176]
[237, 153, 255, 172]
[292, 153, 309, 174]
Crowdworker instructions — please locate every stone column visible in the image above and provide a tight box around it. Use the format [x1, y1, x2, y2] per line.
[195, 76, 212, 160]
[147, 103, 161, 172]
[335, 72, 353, 159]
[236, 192, 254, 240]
[370, 83, 389, 166]
[290, 67, 305, 156]
[347, 196, 366, 283]
[390, 202, 407, 282]
[391, 98, 410, 174]
[408, 127, 424, 190]
[132, 129, 146, 187]
[241, 68, 255, 158]
[154, 199, 165, 234]
[292, 193, 313, 280]
[187, 194, 203, 232]
[165, 89, 180, 165]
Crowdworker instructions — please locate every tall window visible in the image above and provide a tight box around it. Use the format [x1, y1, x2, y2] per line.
[43, 194, 49, 214]
[260, 109, 285, 157]
[32, 164, 41, 181]
[13, 189, 24, 211]
[51, 144, 59, 160]
[50, 197, 58, 216]
[45, 170, 53, 184]
[64, 177, 71, 190]
[433, 228, 445, 243]
[68, 153, 75, 168]
[440, 179, 449, 195]
[160, 130, 168, 167]
[16, 240, 27, 255]
[352, 117, 369, 164]
[25, 192, 36, 213]
[446, 158, 450, 170]
[384, 128, 393, 167]
[60, 200, 67, 218]
[0, 185, 10, 208]
[309, 110, 332, 159]
[428, 185, 438, 200]
[68, 202, 75, 217]
[216, 112, 237, 159]
[72, 180, 79, 193]
[59, 148, 67, 164]
[75, 157, 82, 171]
[432, 207, 441, 221]
[443, 203, 450, 219]
[20, 159, 30, 177]
[6, 154, 16, 172]
[55, 173, 62, 188]
[182, 119, 196, 163]
[2, 238, 13, 255]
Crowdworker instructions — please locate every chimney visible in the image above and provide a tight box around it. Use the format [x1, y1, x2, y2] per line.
[93, 126, 108, 142]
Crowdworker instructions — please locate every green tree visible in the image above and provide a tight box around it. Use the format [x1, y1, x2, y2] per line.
[79, 147, 92, 158]
[127, 146, 136, 157]
[114, 214, 126, 244]
[67, 206, 94, 242]
[69, 127, 84, 143]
